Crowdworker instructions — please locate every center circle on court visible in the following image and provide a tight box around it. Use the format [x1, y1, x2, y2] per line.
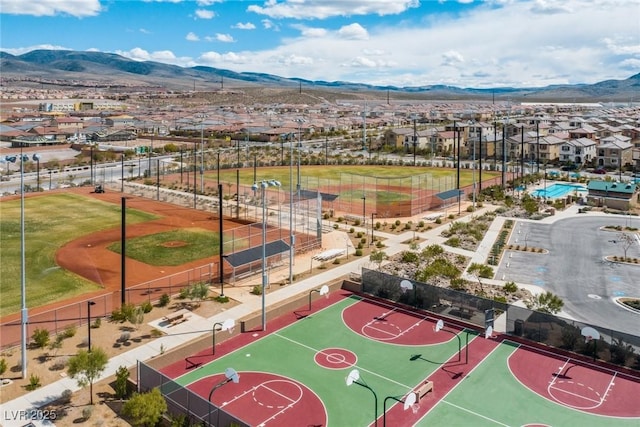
[314, 347, 357, 370]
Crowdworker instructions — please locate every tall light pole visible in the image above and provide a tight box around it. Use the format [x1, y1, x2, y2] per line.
[6, 150, 31, 378]
[370, 212, 377, 246]
[87, 301, 96, 352]
[291, 118, 305, 284]
[252, 179, 281, 331]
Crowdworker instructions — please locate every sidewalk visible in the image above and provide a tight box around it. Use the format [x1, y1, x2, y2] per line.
[0, 203, 591, 426]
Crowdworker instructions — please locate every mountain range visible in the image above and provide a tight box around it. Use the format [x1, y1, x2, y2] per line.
[1, 49, 639, 103]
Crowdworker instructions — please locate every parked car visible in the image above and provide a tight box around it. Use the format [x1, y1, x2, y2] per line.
[561, 164, 578, 171]
[593, 168, 607, 174]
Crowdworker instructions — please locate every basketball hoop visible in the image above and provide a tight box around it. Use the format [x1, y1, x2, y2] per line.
[585, 335, 592, 344]
[410, 403, 421, 414]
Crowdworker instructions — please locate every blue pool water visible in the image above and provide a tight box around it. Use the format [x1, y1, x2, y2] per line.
[531, 183, 586, 199]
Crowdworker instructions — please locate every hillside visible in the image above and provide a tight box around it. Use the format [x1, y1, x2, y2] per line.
[1, 50, 638, 102]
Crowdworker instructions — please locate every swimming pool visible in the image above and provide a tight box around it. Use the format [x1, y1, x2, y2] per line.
[531, 183, 586, 199]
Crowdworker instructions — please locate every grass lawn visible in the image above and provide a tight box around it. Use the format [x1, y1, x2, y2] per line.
[0, 193, 158, 316]
[107, 228, 223, 266]
[211, 165, 498, 190]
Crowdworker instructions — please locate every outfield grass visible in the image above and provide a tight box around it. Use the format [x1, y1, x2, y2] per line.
[211, 165, 498, 189]
[0, 194, 158, 316]
[107, 228, 225, 266]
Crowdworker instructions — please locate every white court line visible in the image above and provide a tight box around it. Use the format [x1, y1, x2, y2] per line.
[259, 382, 300, 405]
[441, 400, 511, 426]
[274, 332, 414, 389]
[548, 384, 602, 404]
[415, 341, 505, 424]
[548, 358, 571, 389]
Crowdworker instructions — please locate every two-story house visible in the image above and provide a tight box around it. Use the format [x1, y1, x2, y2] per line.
[596, 137, 634, 169]
[558, 138, 597, 166]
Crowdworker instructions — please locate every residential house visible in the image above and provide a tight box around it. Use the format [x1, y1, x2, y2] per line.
[596, 136, 633, 169]
[558, 138, 597, 166]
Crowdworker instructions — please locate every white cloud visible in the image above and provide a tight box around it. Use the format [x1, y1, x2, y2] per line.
[186, 32, 200, 41]
[529, 0, 573, 14]
[115, 48, 192, 66]
[441, 50, 465, 66]
[196, 0, 222, 5]
[337, 23, 369, 40]
[292, 25, 327, 38]
[216, 33, 235, 43]
[233, 22, 256, 30]
[139, 28, 151, 34]
[0, 0, 102, 17]
[0, 44, 70, 55]
[247, 0, 420, 19]
[203, 0, 639, 88]
[195, 9, 215, 19]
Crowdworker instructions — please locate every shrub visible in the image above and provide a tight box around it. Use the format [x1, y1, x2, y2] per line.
[356, 231, 364, 238]
[354, 219, 361, 226]
[50, 356, 69, 371]
[82, 406, 93, 421]
[178, 287, 190, 299]
[26, 374, 41, 390]
[360, 237, 367, 245]
[435, 218, 442, 224]
[355, 249, 363, 256]
[333, 224, 339, 230]
[332, 258, 341, 264]
[60, 389, 73, 405]
[150, 328, 163, 338]
[395, 220, 401, 226]
[445, 237, 461, 247]
[62, 325, 76, 339]
[158, 293, 170, 307]
[215, 295, 229, 303]
[32, 328, 50, 349]
[251, 285, 262, 295]
[91, 317, 101, 329]
[0, 358, 6, 378]
[503, 281, 518, 293]
[140, 301, 153, 313]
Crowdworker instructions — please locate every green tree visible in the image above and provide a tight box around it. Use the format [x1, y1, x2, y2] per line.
[526, 291, 564, 314]
[415, 258, 461, 283]
[67, 348, 109, 405]
[0, 358, 7, 379]
[122, 388, 167, 427]
[114, 365, 130, 399]
[188, 282, 209, 304]
[467, 263, 494, 293]
[369, 250, 388, 269]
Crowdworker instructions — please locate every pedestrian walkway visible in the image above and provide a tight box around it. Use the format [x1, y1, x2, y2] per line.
[0, 202, 595, 426]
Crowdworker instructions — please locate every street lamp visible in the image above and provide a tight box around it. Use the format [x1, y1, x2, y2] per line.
[292, 118, 305, 284]
[32, 153, 41, 190]
[346, 369, 379, 427]
[87, 301, 96, 352]
[252, 179, 281, 331]
[370, 212, 377, 246]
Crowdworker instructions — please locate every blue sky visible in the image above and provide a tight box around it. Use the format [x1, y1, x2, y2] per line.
[1, 0, 638, 89]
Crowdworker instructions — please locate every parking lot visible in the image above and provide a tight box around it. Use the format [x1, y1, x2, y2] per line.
[496, 216, 640, 335]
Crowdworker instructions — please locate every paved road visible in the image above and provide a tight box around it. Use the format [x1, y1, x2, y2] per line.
[497, 215, 640, 335]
